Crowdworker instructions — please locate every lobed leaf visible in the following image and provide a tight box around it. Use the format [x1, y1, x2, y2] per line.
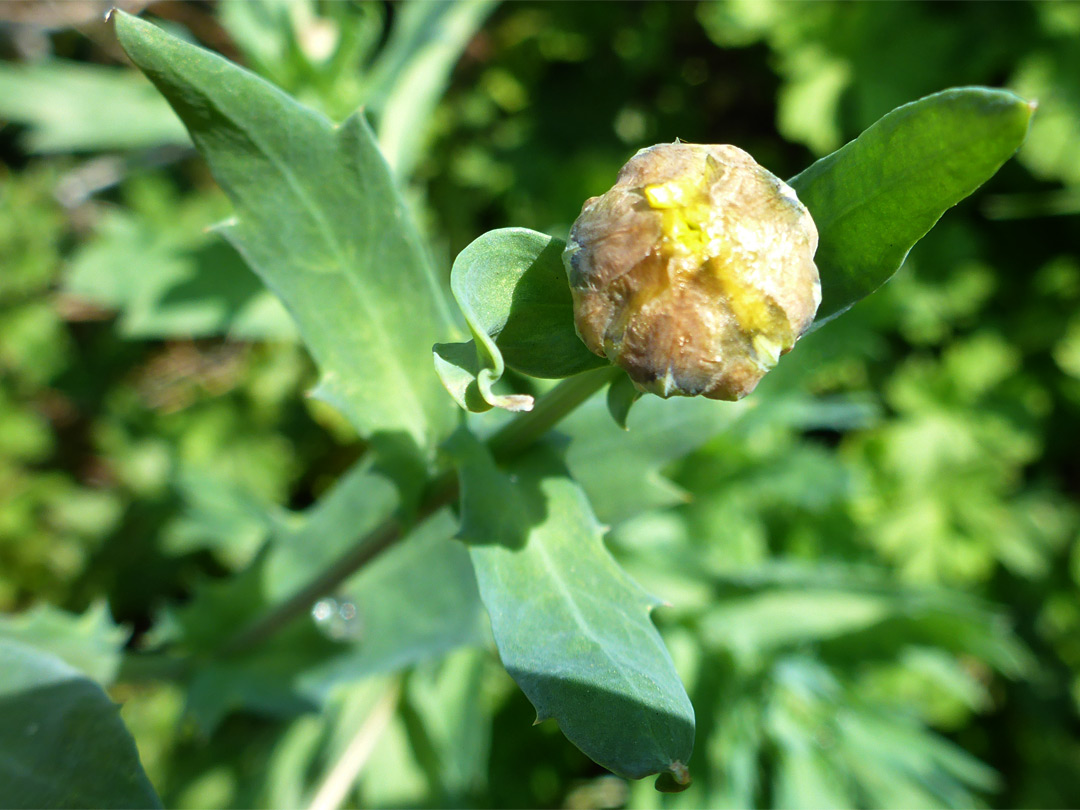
[562, 395, 750, 527]
[790, 86, 1034, 324]
[64, 200, 296, 341]
[0, 60, 187, 153]
[113, 11, 458, 465]
[168, 461, 484, 732]
[0, 603, 127, 686]
[450, 430, 694, 781]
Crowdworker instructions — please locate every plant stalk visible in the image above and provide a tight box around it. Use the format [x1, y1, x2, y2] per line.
[161, 366, 616, 665]
[306, 679, 401, 810]
[486, 366, 619, 461]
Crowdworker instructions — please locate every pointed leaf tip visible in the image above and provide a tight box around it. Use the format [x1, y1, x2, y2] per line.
[114, 11, 457, 462]
[655, 762, 692, 793]
[791, 86, 1034, 324]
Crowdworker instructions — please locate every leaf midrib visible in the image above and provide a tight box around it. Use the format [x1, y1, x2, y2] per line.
[530, 530, 659, 696]
[185, 59, 432, 439]
[799, 108, 1018, 244]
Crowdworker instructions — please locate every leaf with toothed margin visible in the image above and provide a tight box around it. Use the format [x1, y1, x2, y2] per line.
[0, 640, 162, 809]
[434, 228, 608, 413]
[113, 11, 458, 467]
[0, 603, 127, 686]
[449, 429, 694, 781]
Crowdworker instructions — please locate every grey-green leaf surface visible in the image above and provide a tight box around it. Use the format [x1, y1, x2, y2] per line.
[790, 86, 1033, 324]
[0, 640, 161, 809]
[169, 460, 483, 732]
[371, 0, 499, 177]
[114, 11, 458, 464]
[0, 603, 127, 686]
[606, 372, 643, 430]
[434, 228, 606, 413]
[562, 394, 751, 527]
[450, 430, 694, 780]
[64, 203, 296, 341]
[0, 61, 188, 153]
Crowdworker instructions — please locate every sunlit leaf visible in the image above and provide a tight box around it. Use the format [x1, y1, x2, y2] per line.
[0, 61, 187, 153]
[0, 640, 161, 809]
[790, 86, 1033, 324]
[0, 603, 127, 686]
[114, 11, 458, 465]
[435, 227, 606, 413]
[370, 0, 500, 177]
[168, 461, 483, 732]
[451, 430, 694, 780]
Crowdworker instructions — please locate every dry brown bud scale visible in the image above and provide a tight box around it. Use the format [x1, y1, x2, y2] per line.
[564, 142, 821, 401]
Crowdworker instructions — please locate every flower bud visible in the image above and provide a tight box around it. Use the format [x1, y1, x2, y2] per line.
[563, 142, 820, 401]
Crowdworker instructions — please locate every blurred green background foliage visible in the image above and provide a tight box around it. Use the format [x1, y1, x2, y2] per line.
[1, 1, 1078, 807]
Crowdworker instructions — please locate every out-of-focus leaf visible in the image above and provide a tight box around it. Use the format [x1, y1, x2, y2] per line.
[700, 563, 1032, 677]
[114, 12, 458, 465]
[170, 461, 483, 732]
[566, 375, 871, 537]
[451, 430, 694, 781]
[561, 395, 750, 527]
[217, 0, 385, 121]
[1012, 44, 1080, 186]
[161, 469, 273, 568]
[401, 648, 493, 803]
[702, 590, 893, 660]
[65, 206, 296, 340]
[298, 509, 485, 697]
[763, 657, 997, 810]
[0, 603, 127, 685]
[371, 0, 499, 177]
[0, 639, 161, 809]
[790, 87, 1033, 324]
[434, 227, 605, 413]
[0, 61, 188, 153]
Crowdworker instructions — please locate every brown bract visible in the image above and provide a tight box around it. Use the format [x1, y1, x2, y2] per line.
[563, 142, 820, 400]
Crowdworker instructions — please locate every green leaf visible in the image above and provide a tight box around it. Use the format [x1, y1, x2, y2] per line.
[64, 200, 296, 341]
[0, 639, 161, 809]
[162, 468, 274, 568]
[400, 648, 492, 802]
[0, 603, 127, 686]
[168, 461, 483, 732]
[298, 509, 485, 697]
[170, 460, 398, 653]
[562, 395, 750, 527]
[450, 430, 694, 780]
[606, 372, 642, 430]
[789, 86, 1034, 324]
[0, 60, 187, 153]
[761, 657, 995, 810]
[434, 228, 607, 413]
[432, 340, 496, 413]
[701, 563, 1033, 677]
[114, 11, 458, 464]
[370, 0, 500, 177]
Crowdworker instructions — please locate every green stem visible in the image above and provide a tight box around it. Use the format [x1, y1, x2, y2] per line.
[150, 366, 616, 667]
[487, 366, 619, 461]
[218, 515, 406, 657]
